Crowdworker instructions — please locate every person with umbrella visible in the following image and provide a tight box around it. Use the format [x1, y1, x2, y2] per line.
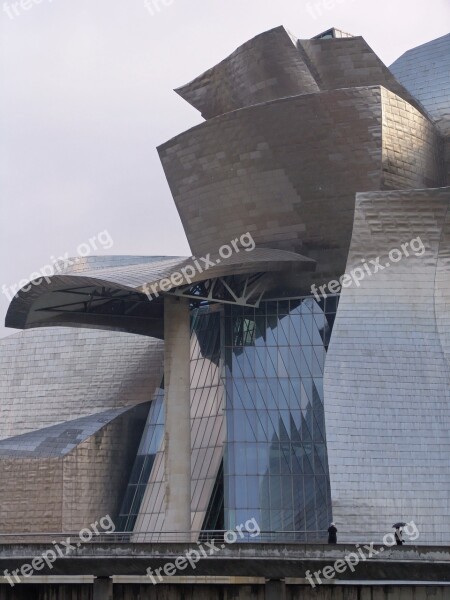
[393, 522, 406, 545]
[328, 522, 337, 544]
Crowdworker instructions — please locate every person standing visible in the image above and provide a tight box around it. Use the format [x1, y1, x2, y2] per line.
[395, 527, 404, 545]
[328, 522, 337, 544]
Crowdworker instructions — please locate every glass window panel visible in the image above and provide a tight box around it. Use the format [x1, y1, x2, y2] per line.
[277, 348, 289, 378]
[325, 296, 338, 314]
[313, 377, 324, 403]
[265, 347, 278, 377]
[130, 456, 146, 483]
[265, 301, 278, 315]
[278, 412, 290, 442]
[254, 348, 266, 377]
[288, 347, 301, 378]
[130, 485, 147, 516]
[254, 380, 267, 412]
[121, 486, 138, 515]
[267, 380, 279, 410]
[246, 476, 260, 507]
[290, 412, 302, 443]
[256, 410, 269, 441]
[289, 314, 302, 346]
[311, 348, 323, 377]
[243, 347, 255, 378]
[244, 411, 258, 442]
[232, 380, 245, 410]
[222, 296, 336, 540]
[278, 379, 290, 412]
[302, 298, 315, 313]
[311, 320, 324, 346]
[266, 315, 278, 345]
[299, 350, 312, 378]
[289, 378, 302, 409]
[303, 443, 314, 473]
[254, 316, 267, 346]
[258, 445, 270, 475]
[271, 509, 283, 531]
[280, 441, 292, 473]
[278, 301, 290, 315]
[235, 479, 247, 508]
[277, 316, 290, 346]
[292, 444, 304, 474]
[246, 444, 258, 474]
[300, 314, 313, 345]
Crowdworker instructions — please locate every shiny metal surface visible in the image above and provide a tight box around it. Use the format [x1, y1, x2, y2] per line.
[324, 186, 450, 545]
[0, 326, 163, 439]
[176, 26, 424, 120]
[0, 403, 148, 533]
[6, 248, 312, 335]
[131, 306, 225, 542]
[160, 86, 441, 274]
[2, 26, 449, 544]
[390, 33, 450, 136]
[390, 33, 450, 185]
[176, 26, 319, 119]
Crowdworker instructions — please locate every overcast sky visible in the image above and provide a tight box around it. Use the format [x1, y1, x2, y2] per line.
[0, 0, 449, 339]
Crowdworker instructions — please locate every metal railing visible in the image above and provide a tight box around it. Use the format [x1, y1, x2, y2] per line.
[0, 530, 329, 545]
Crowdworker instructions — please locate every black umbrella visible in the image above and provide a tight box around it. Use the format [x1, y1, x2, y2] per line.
[392, 522, 407, 528]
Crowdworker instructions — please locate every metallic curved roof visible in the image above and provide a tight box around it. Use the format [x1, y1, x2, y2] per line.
[6, 249, 314, 336]
[176, 26, 426, 119]
[390, 33, 450, 136]
[4, 29, 446, 339]
[175, 26, 319, 119]
[159, 86, 442, 280]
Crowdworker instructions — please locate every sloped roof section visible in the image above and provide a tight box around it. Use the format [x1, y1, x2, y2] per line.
[6, 249, 314, 336]
[175, 26, 319, 119]
[175, 25, 427, 120]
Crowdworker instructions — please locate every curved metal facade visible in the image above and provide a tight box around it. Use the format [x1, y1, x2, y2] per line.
[390, 33, 450, 136]
[324, 187, 450, 544]
[0, 327, 163, 439]
[0, 404, 148, 533]
[177, 26, 425, 120]
[176, 26, 319, 119]
[390, 33, 450, 184]
[159, 86, 442, 276]
[0, 326, 163, 532]
[298, 36, 425, 115]
[2, 27, 450, 545]
[6, 249, 312, 333]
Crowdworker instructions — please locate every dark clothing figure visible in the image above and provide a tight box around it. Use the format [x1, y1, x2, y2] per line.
[395, 529, 403, 545]
[328, 524, 337, 544]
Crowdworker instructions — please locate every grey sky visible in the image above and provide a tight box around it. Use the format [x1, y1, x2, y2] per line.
[0, 0, 449, 339]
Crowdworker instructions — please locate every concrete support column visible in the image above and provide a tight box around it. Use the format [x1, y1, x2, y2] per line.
[163, 296, 191, 540]
[93, 577, 113, 600]
[265, 580, 286, 600]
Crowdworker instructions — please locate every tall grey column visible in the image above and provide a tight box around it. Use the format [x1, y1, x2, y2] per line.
[164, 296, 191, 540]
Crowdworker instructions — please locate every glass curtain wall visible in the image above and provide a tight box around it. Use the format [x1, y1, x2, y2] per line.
[224, 296, 337, 541]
